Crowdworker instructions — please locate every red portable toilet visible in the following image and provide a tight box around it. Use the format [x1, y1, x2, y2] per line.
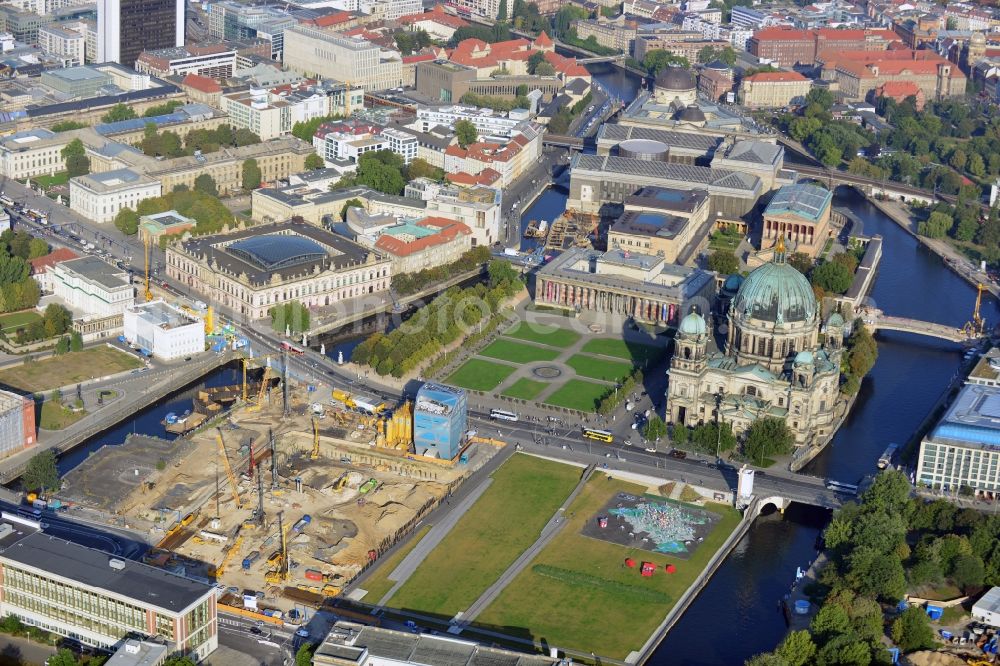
[625, 558, 636, 568]
[665, 564, 677, 574]
[640, 561, 656, 577]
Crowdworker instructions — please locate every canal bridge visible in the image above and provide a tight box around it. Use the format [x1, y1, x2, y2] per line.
[576, 54, 627, 65]
[865, 312, 972, 343]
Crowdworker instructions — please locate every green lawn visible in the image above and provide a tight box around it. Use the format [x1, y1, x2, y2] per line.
[477, 478, 740, 659]
[505, 322, 580, 348]
[38, 401, 85, 430]
[0, 311, 42, 333]
[566, 354, 633, 383]
[0, 347, 143, 392]
[544, 379, 609, 412]
[388, 454, 582, 617]
[445, 359, 516, 392]
[360, 525, 432, 603]
[581, 338, 663, 364]
[479, 339, 561, 364]
[31, 172, 68, 189]
[500, 378, 549, 400]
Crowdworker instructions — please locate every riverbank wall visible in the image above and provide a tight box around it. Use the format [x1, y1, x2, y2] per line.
[868, 198, 1000, 298]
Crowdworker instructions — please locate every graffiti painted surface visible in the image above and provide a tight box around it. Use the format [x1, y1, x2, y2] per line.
[582, 493, 719, 558]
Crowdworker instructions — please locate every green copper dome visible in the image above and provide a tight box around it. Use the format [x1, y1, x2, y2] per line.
[732, 261, 816, 324]
[679, 311, 707, 336]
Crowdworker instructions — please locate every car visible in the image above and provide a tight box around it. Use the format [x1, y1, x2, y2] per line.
[249, 627, 261, 635]
[296, 628, 310, 637]
[645, 447, 657, 453]
[669, 450, 687, 459]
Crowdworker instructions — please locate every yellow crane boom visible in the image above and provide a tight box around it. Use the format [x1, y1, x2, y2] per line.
[216, 429, 242, 509]
[143, 234, 153, 302]
[216, 533, 242, 578]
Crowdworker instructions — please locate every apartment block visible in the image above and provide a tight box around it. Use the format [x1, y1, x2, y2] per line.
[283, 25, 402, 92]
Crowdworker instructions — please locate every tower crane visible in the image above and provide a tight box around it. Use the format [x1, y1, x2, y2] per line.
[143, 234, 153, 302]
[215, 428, 242, 509]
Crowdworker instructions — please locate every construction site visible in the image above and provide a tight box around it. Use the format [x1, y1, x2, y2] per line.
[55, 355, 500, 618]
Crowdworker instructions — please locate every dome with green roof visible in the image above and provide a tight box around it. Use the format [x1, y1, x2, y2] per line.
[679, 310, 707, 337]
[794, 350, 814, 365]
[732, 256, 816, 324]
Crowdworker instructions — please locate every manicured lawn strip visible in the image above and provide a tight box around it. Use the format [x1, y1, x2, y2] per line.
[445, 359, 516, 391]
[0, 347, 143, 392]
[476, 478, 740, 659]
[38, 402, 85, 430]
[360, 525, 432, 602]
[479, 339, 560, 364]
[505, 322, 581, 348]
[580, 338, 663, 364]
[544, 379, 609, 412]
[565, 354, 633, 382]
[0, 311, 42, 333]
[32, 172, 68, 188]
[501, 378, 549, 400]
[388, 454, 582, 617]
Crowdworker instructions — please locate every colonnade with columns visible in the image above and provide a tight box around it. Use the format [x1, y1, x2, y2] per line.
[537, 278, 679, 324]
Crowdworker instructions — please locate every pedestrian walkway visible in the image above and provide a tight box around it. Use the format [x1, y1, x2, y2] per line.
[375, 477, 494, 608]
[451, 463, 596, 629]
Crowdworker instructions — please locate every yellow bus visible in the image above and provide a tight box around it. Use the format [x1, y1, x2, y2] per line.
[582, 428, 613, 443]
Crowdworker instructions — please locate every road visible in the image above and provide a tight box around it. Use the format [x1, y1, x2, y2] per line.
[216, 613, 295, 666]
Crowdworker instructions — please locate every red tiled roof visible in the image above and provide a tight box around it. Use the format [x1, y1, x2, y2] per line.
[399, 5, 469, 29]
[534, 31, 553, 46]
[30, 248, 78, 273]
[877, 80, 921, 96]
[403, 53, 436, 64]
[745, 71, 809, 82]
[374, 217, 471, 256]
[752, 27, 813, 41]
[181, 73, 221, 94]
[308, 10, 354, 27]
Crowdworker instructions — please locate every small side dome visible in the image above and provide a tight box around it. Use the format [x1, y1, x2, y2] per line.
[675, 105, 706, 123]
[723, 273, 745, 293]
[826, 312, 845, 328]
[679, 311, 707, 337]
[794, 350, 814, 365]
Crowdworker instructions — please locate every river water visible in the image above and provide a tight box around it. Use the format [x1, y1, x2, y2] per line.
[527, 64, 987, 664]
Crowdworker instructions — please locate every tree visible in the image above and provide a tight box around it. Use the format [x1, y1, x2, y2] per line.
[968, 153, 986, 178]
[304, 153, 325, 170]
[810, 602, 851, 641]
[356, 152, 407, 195]
[45, 649, 80, 666]
[672, 423, 689, 446]
[535, 61, 556, 76]
[487, 259, 520, 288]
[892, 606, 936, 652]
[805, 87, 834, 111]
[860, 469, 910, 515]
[101, 103, 137, 123]
[62, 138, 90, 177]
[527, 51, 546, 74]
[952, 553, 986, 592]
[234, 128, 261, 147]
[42, 303, 71, 338]
[407, 158, 444, 182]
[296, 643, 315, 666]
[455, 119, 478, 148]
[70, 330, 83, 352]
[162, 657, 198, 666]
[497, 0, 507, 20]
[193, 174, 218, 197]
[23, 450, 60, 494]
[241, 158, 262, 192]
[744, 417, 793, 463]
[811, 261, 853, 294]
[340, 198, 364, 221]
[113, 208, 140, 235]
[642, 49, 689, 76]
[61, 138, 85, 160]
[787, 252, 813, 274]
[708, 249, 739, 275]
[776, 630, 816, 666]
[28, 238, 48, 259]
[643, 415, 667, 441]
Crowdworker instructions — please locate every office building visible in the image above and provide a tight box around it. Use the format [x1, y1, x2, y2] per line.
[123, 299, 204, 360]
[40, 66, 110, 98]
[50, 256, 134, 318]
[413, 383, 467, 461]
[0, 128, 68, 180]
[0, 519, 217, 659]
[166, 220, 391, 319]
[135, 44, 237, 79]
[313, 621, 560, 666]
[918, 382, 1000, 496]
[0, 390, 35, 460]
[97, 0, 184, 67]
[38, 24, 86, 66]
[138, 210, 195, 244]
[761, 183, 833, 258]
[748, 26, 902, 68]
[738, 71, 812, 109]
[69, 168, 162, 225]
[824, 49, 966, 102]
[283, 25, 402, 92]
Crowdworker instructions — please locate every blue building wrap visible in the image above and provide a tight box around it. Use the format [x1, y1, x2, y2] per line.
[414, 383, 468, 461]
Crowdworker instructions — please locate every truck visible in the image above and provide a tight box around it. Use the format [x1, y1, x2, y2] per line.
[503, 248, 519, 257]
[241, 552, 261, 571]
[331, 389, 385, 415]
[292, 515, 311, 533]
